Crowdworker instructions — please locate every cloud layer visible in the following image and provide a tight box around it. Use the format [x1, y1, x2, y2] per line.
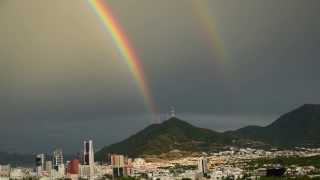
[1, 0, 320, 153]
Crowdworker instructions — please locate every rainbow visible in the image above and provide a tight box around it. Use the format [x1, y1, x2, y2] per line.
[88, 0, 158, 118]
[192, 0, 226, 63]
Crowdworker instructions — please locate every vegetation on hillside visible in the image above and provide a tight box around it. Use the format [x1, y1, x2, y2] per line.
[229, 104, 320, 148]
[96, 104, 320, 160]
[96, 118, 238, 160]
[249, 155, 320, 168]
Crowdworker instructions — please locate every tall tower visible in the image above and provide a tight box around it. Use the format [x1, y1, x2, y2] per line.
[170, 106, 176, 118]
[53, 149, 63, 171]
[83, 140, 94, 178]
[83, 140, 94, 165]
[35, 154, 45, 176]
[198, 157, 208, 176]
[53, 149, 65, 177]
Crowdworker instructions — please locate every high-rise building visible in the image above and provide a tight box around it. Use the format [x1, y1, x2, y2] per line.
[198, 157, 208, 176]
[45, 160, 52, 176]
[83, 140, 94, 178]
[68, 159, 80, 175]
[52, 149, 65, 178]
[111, 154, 128, 177]
[35, 154, 45, 176]
[83, 140, 94, 165]
[53, 149, 64, 171]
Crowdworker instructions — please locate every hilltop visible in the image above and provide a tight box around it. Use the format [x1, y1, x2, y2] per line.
[95, 117, 266, 160]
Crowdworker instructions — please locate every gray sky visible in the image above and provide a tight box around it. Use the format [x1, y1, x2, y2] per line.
[1, 0, 320, 153]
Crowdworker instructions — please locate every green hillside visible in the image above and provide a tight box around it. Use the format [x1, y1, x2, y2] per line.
[96, 104, 320, 161]
[229, 104, 320, 147]
[96, 117, 237, 160]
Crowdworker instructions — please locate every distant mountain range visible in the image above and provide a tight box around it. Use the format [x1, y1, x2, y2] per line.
[96, 104, 320, 160]
[227, 104, 320, 148]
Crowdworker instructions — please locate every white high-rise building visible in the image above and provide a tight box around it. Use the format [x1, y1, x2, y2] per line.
[83, 140, 94, 178]
[83, 140, 94, 165]
[35, 154, 45, 176]
[198, 157, 208, 176]
[53, 149, 65, 177]
[53, 149, 64, 170]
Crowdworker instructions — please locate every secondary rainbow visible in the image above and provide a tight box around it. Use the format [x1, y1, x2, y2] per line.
[88, 0, 158, 117]
[192, 0, 226, 63]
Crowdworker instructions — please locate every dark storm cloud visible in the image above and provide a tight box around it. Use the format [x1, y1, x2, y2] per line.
[106, 0, 320, 115]
[0, 0, 320, 153]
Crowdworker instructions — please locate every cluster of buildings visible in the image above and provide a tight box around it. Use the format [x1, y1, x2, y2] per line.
[0, 140, 142, 179]
[1, 142, 320, 179]
[0, 140, 96, 179]
[32, 140, 96, 179]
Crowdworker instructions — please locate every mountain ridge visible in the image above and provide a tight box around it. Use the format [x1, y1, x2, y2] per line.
[96, 118, 230, 160]
[96, 104, 320, 160]
[95, 117, 264, 160]
[228, 104, 320, 147]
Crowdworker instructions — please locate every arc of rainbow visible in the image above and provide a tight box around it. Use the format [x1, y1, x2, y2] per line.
[88, 0, 158, 119]
[192, 1, 236, 95]
[192, 0, 226, 63]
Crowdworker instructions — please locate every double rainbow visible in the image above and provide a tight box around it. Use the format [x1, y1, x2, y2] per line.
[88, 0, 158, 118]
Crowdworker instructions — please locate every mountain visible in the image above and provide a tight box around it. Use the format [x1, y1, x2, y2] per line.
[228, 104, 320, 147]
[96, 104, 320, 160]
[96, 117, 247, 160]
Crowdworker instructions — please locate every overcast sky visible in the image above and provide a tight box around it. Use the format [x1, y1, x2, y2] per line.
[1, 0, 320, 154]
